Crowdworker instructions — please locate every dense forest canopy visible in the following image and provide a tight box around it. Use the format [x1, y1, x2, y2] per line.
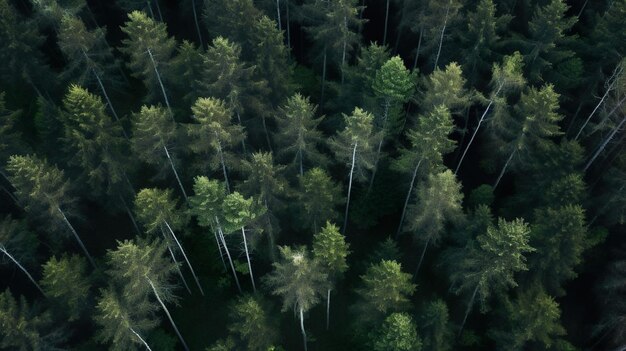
[0, 0, 625, 350]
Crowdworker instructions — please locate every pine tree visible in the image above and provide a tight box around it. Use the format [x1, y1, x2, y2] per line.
[329, 107, 379, 233]
[0, 216, 41, 295]
[418, 62, 471, 116]
[203, 0, 262, 59]
[406, 170, 464, 274]
[263, 246, 328, 351]
[6, 155, 95, 268]
[227, 295, 278, 351]
[275, 93, 326, 175]
[41, 254, 90, 321]
[312, 222, 350, 329]
[187, 97, 245, 192]
[373, 312, 422, 351]
[419, 299, 453, 351]
[297, 168, 344, 233]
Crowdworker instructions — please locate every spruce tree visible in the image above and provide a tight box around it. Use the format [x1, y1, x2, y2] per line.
[41, 254, 90, 321]
[227, 295, 278, 351]
[373, 312, 422, 351]
[297, 168, 344, 233]
[419, 299, 453, 351]
[0, 216, 41, 295]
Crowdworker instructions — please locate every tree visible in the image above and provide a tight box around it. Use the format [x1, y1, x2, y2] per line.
[596, 245, 626, 349]
[187, 97, 245, 192]
[373, 312, 422, 351]
[106, 238, 188, 351]
[275, 93, 326, 176]
[227, 295, 278, 351]
[134, 188, 203, 295]
[263, 246, 328, 351]
[354, 259, 416, 326]
[297, 168, 343, 233]
[41, 254, 90, 321]
[455, 52, 526, 174]
[451, 218, 534, 336]
[0, 216, 41, 295]
[406, 170, 464, 274]
[312, 222, 350, 329]
[418, 62, 470, 116]
[202, 0, 262, 59]
[0, 92, 25, 165]
[169, 40, 205, 109]
[329, 107, 379, 233]
[120, 11, 176, 110]
[419, 299, 453, 351]
[132, 105, 187, 201]
[6, 155, 95, 268]
[394, 106, 456, 236]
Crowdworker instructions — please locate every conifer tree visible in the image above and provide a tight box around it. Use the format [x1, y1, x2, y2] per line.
[341, 42, 391, 112]
[6, 155, 95, 268]
[418, 62, 471, 116]
[419, 299, 453, 351]
[203, 0, 262, 59]
[312, 222, 350, 329]
[31, 0, 86, 28]
[297, 168, 343, 233]
[329, 107, 379, 233]
[263, 246, 328, 351]
[275, 93, 326, 175]
[227, 295, 278, 351]
[41, 254, 90, 321]
[187, 97, 245, 192]
[373, 312, 422, 351]
[406, 170, 464, 274]
[117, 0, 163, 21]
[0, 216, 41, 295]
[169, 40, 204, 109]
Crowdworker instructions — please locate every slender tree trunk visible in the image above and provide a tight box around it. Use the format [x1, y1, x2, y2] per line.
[321, 48, 327, 107]
[146, 277, 190, 351]
[164, 221, 204, 296]
[433, 0, 452, 71]
[146, 1, 156, 19]
[1, 186, 18, 205]
[458, 283, 480, 338]
[215, 135, 231, 193]
[216, 217, 242, 293]
[160, 225, 192, 294]
[0, 247, 46, 296]
[234, 110, 248, 155]
[575, 64, 622, 140]
[584, 115, 626, 171]
[455, 84, 503, 174]
[300, 307, 308, 351]
[341, 16, 348, 85]
[163, 145, 188, 202]
[285, 0, 291, 49]
[493, 149, 516, 190]
[121, 196, 142, 236]
[368, 100, 390, 194]
[276, 0, 282, 32]
[58, 207, 96, 269]
[212, 227, 228, 272]
[326, 288, 331, 330]
[147, 48, 174, 121]
[191, 0, 203, 47]
[299, 149, 304, 177]
[343, 143, 358, 234]
[577, 0, 589, 18]
[129, 327, 153, 351]
[153, 0, 163, 21]
[264, 204, 277, 262]
[412, 26, 423, 71]
[241, 226, 256, 292]
[383, 0, 390, 45]
[396, 158, 422, 238]
[262, 116, 273, 152]
[415, 235, 431, 276]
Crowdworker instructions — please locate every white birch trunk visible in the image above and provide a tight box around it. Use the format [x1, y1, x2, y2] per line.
[326, 288, 331, 330]
[383, 0, 390, 45]
[415, 235, 431, 276]
[368, 100, 390, 193]
[276, 0, 282, 32]
[164, 221, 204, 296]
[0, 246, 46, 296]
[412, 26, 423, 71]
[58, 207, 96, 268]
[343, 143, 358, 234]
[215, 134, 231, 193]
[190, 0, 203, 46]
[341, 16, 347, 85]
[146, 277, 190, 351]
[161, 226, 192, 294]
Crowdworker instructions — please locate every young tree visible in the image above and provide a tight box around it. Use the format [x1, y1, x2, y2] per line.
[40, 254, 90, 321]
[6, 155, 95, 268]
[227, 295, 279, 351]
[451, 218, 534, 336]
[394, 106, 456, 236]
[297, 168, 344, 233]
[0, 216, 41, 295]
[187, 97, 245, 192]
[354, 260, 416, 326]
[455, 52, 526, 174]
[134, 188, 202, 295]
[419, 299, 453, 351]
[373, 313, 422, 351]
[120, 11, 176, 111]
[312, 222, 350, 329]
[263, 246, 328, 351]
[275, 93, 326, 176]
[329, 107, 379, 233]
[132, 105, 187, 201]
[406, 170, 464, 274]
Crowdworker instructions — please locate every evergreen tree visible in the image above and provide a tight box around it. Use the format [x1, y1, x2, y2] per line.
[340, 42, 390, 112]
[373, 312, 422, 351]
[418, 62, 470, 115]
[297, 168, 343, 233]
[0, 92, 26, 180]
[0, 216, 41, 295]
[41, 254, 90, 321]
[203, 0, 262, 59]
[419, 299, 453, 351]
[263, 246, 328, 351]
[169, 40, 205, 109]
[227, 295, 278, 351]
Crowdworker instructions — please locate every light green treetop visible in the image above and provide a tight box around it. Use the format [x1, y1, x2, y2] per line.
[41, 254, 90, 321]
[135, 188, 188, 235]
[312, 222, 350, 281]
[373, 312, 422, 351]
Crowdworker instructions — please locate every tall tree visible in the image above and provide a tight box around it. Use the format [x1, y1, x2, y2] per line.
[418, 62, 471, 116]
[0, 216, 41, 295]
[297, 168, 344, 233]
[6, 155, 95, 268]
[329, 107, 379, 233]
[263, 246, 328, 351]
[227, 295, 279, 351]
[373, 312, 422, 351]
[203, 0, 262, 59]
[275, 93, 326, 175]
[406, 170, 464, 274]
[419, 299, 453, 351]
[312, 222, 350, 329]
[40, 254, 90, 321]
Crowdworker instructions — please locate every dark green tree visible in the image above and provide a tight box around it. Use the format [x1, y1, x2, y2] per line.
[0, 216, 41, 295]
[419, 299, 453, 351]
[41, 254, 90, 321]
[297, 168, 343, 233]
[227, 295, 278, 351]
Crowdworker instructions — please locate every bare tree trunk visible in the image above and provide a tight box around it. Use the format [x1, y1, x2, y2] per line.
[146, 277, 190, 351]
[160, 225, 192, 294]
[584, 115, 626, 171]
[493, 149, 516, 190]
[412, 26, 423, 71]
[341, 16, 348, 85]
[321, 48, 327, 107]
[415, 235, 431, 276]
[164, 221, 204, 296]
[241, 227, 256, 292]
[215, 135, 231, 193]
[212, 228, 228, 272]
[153, 0, 163, 22]
[276, 0, 282, 32]
[163, 145, 188, 202]
[368, 100, 390, 194]
[216, 217, 242, 293]
[190, 0, 203, 47]
[129, 327, 153, 351]
[262, 116, 273, 152]
[234, 110, 248, 155]
[433, 0, 452, 71]
[326, 288, 331, 330]
[147, 48, 174, 121]
[458, 283, 480, 338]
[396, 158, 422, 238]
[577, 0, 589, 18]
[146, 1, 156, 19]
[285, 0, 291, 49]
[383, 0, 390, 45]
[58, 207, 96, 269]
[1, 186, 18, 205]
[300, 307, 308, 351]
[120, 195, 142, 236]
[343, 143, 358, 234]
[0, 247, 46, 296]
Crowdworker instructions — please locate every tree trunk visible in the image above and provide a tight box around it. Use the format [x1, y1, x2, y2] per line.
[241, 226, 256, 292]
[129, 327, 153, 351]
[326, 288, 331, 330]
[216, 217, 242, 293]
[343, 143, 358, 234]
[58, 207, 96, 269]
[321, 48, 327, 107]
[276, 0, 282, 32]
[191, 0, 203, 47]
[415, 235, 431, 276]
[412, 26, 423, 71]
[368, 100, 390, 194]
[163, 145, 188, 202]
[146, 277, 190, 351]
[164, 221, 204, 296]
[1, 186, 19, 205]
[0, 247, 46, 296]
[493, 149, 516, 190]
[341, 16, 348, 85]
[147, 48, 174, 121]
[146, 1, 156, 19]
[458, 283, 480, 338]
[153, 0, 163, 22]
[120, 195, 142, 236]
[584, 115, 626, 171]
[383, 0, 390, 45]
[212, 228, 228, 272]
[300, 307, 308, 351]
[577, 0, 589, 18]
[216, 135, 231, 193]
[160, 225, 192, 294]
[397, 158, 422, 238]
[262, 115, 273, 152]
[299, 149, 304, 177]
[234, 110, 248, 155]
[285, 0, 291, 49]
[433, 0, 452, 71]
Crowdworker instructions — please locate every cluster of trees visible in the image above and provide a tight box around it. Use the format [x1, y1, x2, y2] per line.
[0, 0, 624, 350]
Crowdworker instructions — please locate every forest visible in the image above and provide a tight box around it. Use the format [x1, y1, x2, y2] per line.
[0, 0, 624, 350]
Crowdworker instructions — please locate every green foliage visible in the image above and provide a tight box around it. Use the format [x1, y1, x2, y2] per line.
[419, 299, 453, 351]
[221, 191, 264, 234]
[189, 176, 226, 228]
[0, 216, 37, 266]
[41, 254, 90, 321]
[227, 295, 278, 351]
[203, 0, 262, 59]
[0, 92, 25, 162]
[418, 62, 470, 115]
[372, 56, 416, 136]
[468, 185, 495, 209]
[135, 188, 187, 235]
[239, 152, 289, 211]
[169, 40, 205, 108]
[297, 168, 343, 232]
[373, 313, 422, 351]
[312, 222, 350, 281]
[131, 105, 179, 178]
